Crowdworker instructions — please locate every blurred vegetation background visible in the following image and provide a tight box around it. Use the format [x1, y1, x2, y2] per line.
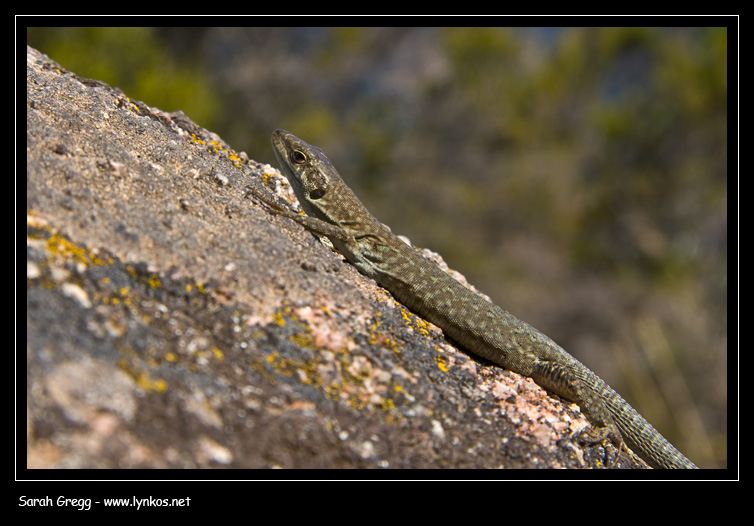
[27, 26, 728, 468]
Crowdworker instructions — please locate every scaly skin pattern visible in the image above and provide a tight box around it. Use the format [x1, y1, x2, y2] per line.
[257, 129, 697, 469]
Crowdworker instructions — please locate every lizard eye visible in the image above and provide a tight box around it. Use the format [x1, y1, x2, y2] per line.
[291, 150, 307, 164]
[309, 189, 325, 200]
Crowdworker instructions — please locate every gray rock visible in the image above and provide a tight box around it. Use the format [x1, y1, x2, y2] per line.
[26, 45, 634, 470]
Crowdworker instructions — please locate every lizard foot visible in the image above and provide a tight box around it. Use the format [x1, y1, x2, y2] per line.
[577, 423, 633, 468]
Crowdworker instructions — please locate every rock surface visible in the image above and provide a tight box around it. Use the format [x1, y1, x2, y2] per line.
[25, 45, 643, 470]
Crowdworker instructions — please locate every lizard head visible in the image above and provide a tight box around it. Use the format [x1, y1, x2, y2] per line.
[271, 129, 374, 229]
[271, 129, 399, 275]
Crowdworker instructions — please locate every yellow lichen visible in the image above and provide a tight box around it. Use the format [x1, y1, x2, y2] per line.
[117, 358, 167, 392]
[147, 274, 161, 289]
[435, 355, 449, 372]
[44, 232, 107, 266]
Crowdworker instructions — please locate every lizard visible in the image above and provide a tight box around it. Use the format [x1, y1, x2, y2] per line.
[253, 128, 698, 469]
